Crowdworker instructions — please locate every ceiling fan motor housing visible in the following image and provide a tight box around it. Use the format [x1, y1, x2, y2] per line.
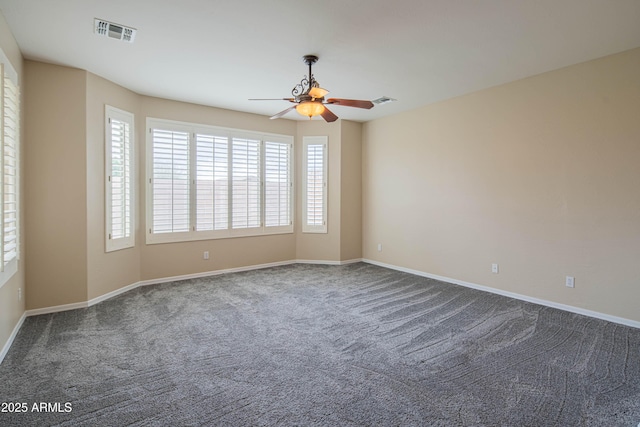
[303, 55, 319, 66]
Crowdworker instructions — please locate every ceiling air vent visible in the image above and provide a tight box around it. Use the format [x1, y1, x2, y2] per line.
[94, 19, 136, 43]
[372, 96, 397, 106]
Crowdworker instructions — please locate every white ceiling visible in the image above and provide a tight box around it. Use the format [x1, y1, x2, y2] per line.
[1, 0, 639, 122]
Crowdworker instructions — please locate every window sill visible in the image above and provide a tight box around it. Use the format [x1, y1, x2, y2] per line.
[146, 227, 294, 245]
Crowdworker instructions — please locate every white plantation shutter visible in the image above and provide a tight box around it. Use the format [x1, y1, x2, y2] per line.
[105, 106, 134, 252]
[306, 144, 324, 225]
[232, 137, 261, 229]
[264, 141, 292, 228]
[303, 136, 328, 233]
[110, 119, 130, 238]
[2, 66, 19, 265]
[0, 53, 20, 287]
[146, 118, 293, 244]
[151, 129, 190, 233]
[0, 63, 3, 268]
[196, 133, 229, 231]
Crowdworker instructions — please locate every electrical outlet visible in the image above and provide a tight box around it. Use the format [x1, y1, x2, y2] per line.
[491, 263, 499, 274]
[203, 251, 209, 260]
[18, 287, 22, 301]
[377, 244, 382, 252]
[565, 276, 575, 288]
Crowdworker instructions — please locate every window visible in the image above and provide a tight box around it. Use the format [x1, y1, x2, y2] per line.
[302, 136, 327, 233]
[146, 118, 293, 243]
[105, 106, 135, 252]
[0, 49, 20, 287]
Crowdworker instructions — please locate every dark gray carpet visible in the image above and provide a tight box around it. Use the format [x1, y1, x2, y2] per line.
[0, 263, 639, 426]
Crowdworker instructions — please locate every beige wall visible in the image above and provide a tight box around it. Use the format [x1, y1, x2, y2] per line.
[0, 10, 25, 355]
[24, 61, 88, 309]
[340, 121, 362, 261]
[17, 47, 640, 327]
[363, 48, 640, 322]
[22, 71, 306, 304]
[139, 96, 298, 281]
[294, 119, 363, 262]
[86, 73, 142, 299]
[141, 235, 296, 280]
[5, 27, 637, 357]
[13, 49, 361, 316]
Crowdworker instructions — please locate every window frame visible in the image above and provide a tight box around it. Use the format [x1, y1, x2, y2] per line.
[302, 136, 328, 234]
[0, 48, 20, 288]
[145, 118, 294, 244]
[105, 105, 135, 252]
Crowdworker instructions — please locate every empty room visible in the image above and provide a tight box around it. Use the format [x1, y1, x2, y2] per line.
[1, 0, 639, 425]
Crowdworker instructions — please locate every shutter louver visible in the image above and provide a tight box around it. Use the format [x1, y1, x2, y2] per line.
[106, 106, 134, 252]
[2, 73, 18, 265]
[231, 137, 261, 229]
[264, 141, 291, 227]
[152, 129, 190, 233]
[109, 118, 131, 240]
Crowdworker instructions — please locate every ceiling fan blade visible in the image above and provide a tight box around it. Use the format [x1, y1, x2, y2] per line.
[250, 98, 296, 102]
[320, 106, 339, 123]
[270, 105, 297, 120]
[325, 98, 374, 109]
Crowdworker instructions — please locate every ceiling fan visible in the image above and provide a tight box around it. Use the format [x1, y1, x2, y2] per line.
[250, 55, 374, 122]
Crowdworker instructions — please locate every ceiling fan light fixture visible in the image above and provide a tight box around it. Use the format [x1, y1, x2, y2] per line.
[309, 86, 329, 99]
[296, 101, 325, 118]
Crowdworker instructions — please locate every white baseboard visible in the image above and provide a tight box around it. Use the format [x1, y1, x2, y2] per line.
[24, 260, 303, 318]
[297, 258, 363, 265]
[23, 259, 365, 318]
[20, 258, 640, 330]
[25, 301, 88, 317]
[363, 258, 640, 329]
[88, 281, 142, 307]
[4, 257, 638, 366]
[140, 259, 363, 287]
[0, 312, 26, 365]
[25, 260, 296, 317]
[139, 260, 298, 287]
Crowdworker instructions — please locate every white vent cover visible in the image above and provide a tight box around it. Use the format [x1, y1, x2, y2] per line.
[372, 96, 397, 105]
[94, 19, 136, 43]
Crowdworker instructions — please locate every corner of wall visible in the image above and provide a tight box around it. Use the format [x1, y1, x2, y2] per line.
[0, 8, 26, 363]
[340, 121, 363, 261]
[24, 61, 89, 309]
[85, 72, 143, 301]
